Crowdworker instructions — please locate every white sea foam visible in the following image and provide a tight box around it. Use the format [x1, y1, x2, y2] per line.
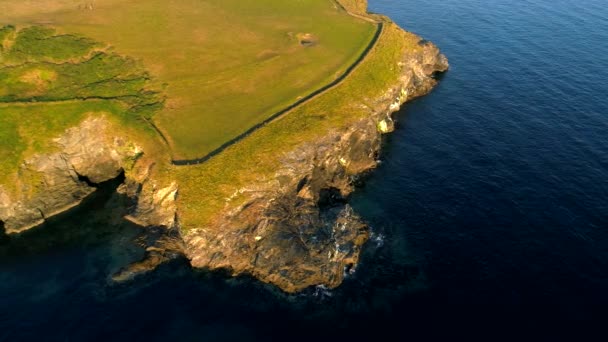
[313, 285, 333, 298]
[369, 231, 385, 248]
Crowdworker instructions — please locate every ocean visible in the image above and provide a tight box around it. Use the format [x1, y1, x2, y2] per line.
[2, 0, 608, 340]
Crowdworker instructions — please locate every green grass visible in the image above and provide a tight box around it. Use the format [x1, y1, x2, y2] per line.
[0, 0, 376, 159]
[174, 23, 426, 232]
[3, 26, 100, 62]
[0, 1, 421, 233]
[0, 26, 162, 189]
[0, 100, 126, 170]
[0, 25, 15, 45]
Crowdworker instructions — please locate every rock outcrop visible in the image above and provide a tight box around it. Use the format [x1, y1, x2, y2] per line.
[0, 5, 447, 293]
[0, 116, 178, 235]
[183, 39, 449, 292]
[0, 117, 132, 234]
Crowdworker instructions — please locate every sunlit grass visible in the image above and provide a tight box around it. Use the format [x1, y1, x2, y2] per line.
[0, 0, 376, 159]
[0, 1, 422, 233]
[0, 26, 162, 190]
[175, 23, 426, 232]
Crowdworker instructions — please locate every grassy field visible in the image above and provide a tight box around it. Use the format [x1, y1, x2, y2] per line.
[175, 23, 425, 232]
[0, 0, 377, 160]
[0, 1, 418, 234]
[0, 25, 163, 188]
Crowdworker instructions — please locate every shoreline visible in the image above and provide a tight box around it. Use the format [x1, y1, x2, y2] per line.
[1, 0, 449, 293]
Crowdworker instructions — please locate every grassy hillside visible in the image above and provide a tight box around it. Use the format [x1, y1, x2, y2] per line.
[0, 0, 376, 160]
[175, 23, 425, 232]
[0, 25, 163, 188]
[0, 1, 419, 233]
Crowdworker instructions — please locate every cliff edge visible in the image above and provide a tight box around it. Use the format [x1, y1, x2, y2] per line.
[0, 0, 448, 293]
[183, 35, 448, 293]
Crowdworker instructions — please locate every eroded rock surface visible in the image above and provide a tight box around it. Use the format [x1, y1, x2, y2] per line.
[183, 38, 449, 293]
[0, 117, 132, 233]
[0, 116, 177, 235]
[0, 11, 448, 293]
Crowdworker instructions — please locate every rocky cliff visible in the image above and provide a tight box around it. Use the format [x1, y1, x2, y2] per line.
[0, 116, 178, 235]
[0, 10, 447, 293]
[183, 39, 448, 292]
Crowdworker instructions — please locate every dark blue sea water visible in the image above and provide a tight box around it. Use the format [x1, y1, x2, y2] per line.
[2, 0, 608, 340]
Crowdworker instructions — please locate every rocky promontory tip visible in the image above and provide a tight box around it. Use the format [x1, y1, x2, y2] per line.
[184, 36, 448, 292]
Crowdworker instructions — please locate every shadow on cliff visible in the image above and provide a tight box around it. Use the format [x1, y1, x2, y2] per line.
[432, 68, 449, 82]
[0, 220, 8, 244]
[0, 172, 140, 260]
[0, 171, 185, 285]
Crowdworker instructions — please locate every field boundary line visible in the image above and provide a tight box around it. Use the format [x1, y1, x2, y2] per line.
[172, 15, 384, 166]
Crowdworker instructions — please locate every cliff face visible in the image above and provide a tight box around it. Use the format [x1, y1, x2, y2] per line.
[183, 40, 448, 292]
[0, 117, 131, 234]
[0, 17, 447, 293]
[0, 117, 178, 235]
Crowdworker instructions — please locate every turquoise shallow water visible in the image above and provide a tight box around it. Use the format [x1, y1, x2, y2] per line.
[2, 0, 608, 340]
